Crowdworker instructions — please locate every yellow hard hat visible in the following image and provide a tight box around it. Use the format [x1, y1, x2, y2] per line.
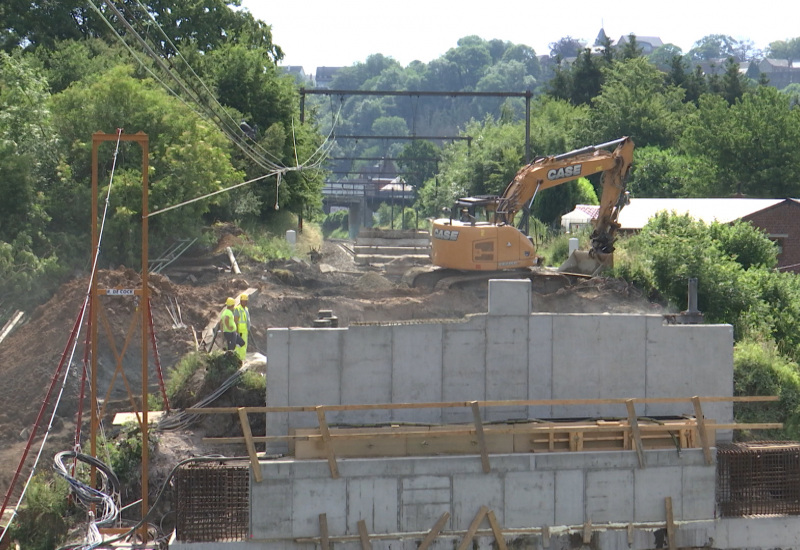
[226, 297, 235, 306]
[240, 293, 248, 301]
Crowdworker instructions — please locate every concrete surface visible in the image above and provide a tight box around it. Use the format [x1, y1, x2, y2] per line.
[265, 279, 734, 453]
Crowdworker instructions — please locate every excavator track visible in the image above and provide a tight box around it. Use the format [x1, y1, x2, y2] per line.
[407, 267, 590, 292]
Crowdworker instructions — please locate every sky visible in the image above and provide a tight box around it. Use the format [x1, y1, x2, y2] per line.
[242, 0, 800, 73]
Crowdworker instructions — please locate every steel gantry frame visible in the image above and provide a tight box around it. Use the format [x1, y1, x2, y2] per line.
[299, 88, 534, 163]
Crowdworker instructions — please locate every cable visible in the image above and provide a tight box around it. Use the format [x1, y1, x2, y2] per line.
[53, 452, 120, 527]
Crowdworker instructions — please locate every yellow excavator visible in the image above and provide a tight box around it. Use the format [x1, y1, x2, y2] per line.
[409, 137, 634, 289]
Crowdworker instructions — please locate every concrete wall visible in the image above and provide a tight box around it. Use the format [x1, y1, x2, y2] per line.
[265, 279, 734, 454]
[247, 448, 713, 549]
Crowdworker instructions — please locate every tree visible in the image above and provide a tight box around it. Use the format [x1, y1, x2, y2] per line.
[721, 57, 749, 105]
[681, 87, 800, 197]
[627, 146, 716, 198]
[397, 140, 440, 189]
[549, 36, 584, 58]
[688, 34, 740, 61]
[586, 58, 690, 149]
[501, 44, 541, 79]
[617, 34, 643, 61]
[648, 44, 684, 71]
[49, 64, 244, 265]
[767, 37, 800, 63]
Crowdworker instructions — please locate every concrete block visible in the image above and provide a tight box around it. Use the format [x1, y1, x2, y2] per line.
[551, 315, 646, 418]
[442, 327, 486, 423]
[644, 318, 734, 425]
[336, 457, 415, 478]
[391, 324, 444, 423]
[715, 516, 800, 548]
[341, 325, 392, 424]
[504, 471, 555, 528]
[266, 329, 290, 453]
[585, 469, 634, 523]
[554, 470, 583, 526]
[288, 328, 343, 410]
[486, 315, 529, 421]
[528, 315, 553, 418]
[401, 476, 452, 532]
[291, 477, 347, 538]
[347, 477, 398, 534]
[408, 455, 485, 476]
[251, 477, 293, 539]
[633, 466, 682, 522]
[534, 451, 638, 471]
[681, 465, 716, 521]
[488, 279, 532, 316]
[453, 474, 503, 529]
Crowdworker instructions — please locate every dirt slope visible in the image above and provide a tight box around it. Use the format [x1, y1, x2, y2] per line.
[0, 238, 660, 507]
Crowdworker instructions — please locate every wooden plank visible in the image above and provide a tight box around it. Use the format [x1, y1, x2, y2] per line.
[316, 407, 339, 479]
[583, 519, 592, 544]
[486, 509, 508, 550]
[186, 395, 779, 416]
[457, 506, 489, 550]
[471, 402, 491, 473]
[239, 407, 262, 483]
[627, 524, 634, 545]
[357, 519, 372, 550]
[541, 525, 550, 548]
[319, 513, 330, 550]
[626, 400, 646, 469]
[418, 512, 450, 550]
[692, 396, 713, 465]
[665, 496, 676, 550]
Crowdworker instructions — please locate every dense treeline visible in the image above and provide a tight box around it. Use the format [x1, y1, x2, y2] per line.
[0, 2, 326, 308]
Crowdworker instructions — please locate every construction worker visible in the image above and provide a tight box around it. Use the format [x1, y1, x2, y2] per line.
[234, 293, 251, 360]
[220, 297, 238, 352]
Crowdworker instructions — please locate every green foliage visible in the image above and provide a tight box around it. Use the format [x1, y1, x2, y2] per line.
[733, 340, 800, 440]
[585, 58, 691, 148]
[628, 146, 717, 198]
[680, 86, 800, 197]
[538, 226, 591, 267]
[7, 473, 70, 550]
[103, 424, 148, 486]
[374, 204, 426, 231]
[166, 351, 209, 402]
[239, 370, 266, 392]
[322, 209, 349, 238]
[614, 213, 800, 364]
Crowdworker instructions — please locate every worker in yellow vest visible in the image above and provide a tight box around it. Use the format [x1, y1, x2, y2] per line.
[220, 297, 238, 352]
[234, 293, 250, 360]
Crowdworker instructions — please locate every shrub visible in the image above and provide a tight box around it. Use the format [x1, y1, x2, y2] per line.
[733, 339, 800, 440]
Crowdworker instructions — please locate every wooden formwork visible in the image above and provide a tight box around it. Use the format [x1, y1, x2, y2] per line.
[291, 417, 700, 460]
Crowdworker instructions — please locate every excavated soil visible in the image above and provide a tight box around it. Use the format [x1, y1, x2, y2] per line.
[0, 238, 663, 512]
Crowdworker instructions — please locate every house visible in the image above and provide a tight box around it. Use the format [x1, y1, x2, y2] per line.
[560, 204, 598, 233]
[616, 34, 664, 54]
[562, 198, 800, 273]
[755, 58, 800, 89]
[279, 65, 313, 87]
[314, 66, 343, 89]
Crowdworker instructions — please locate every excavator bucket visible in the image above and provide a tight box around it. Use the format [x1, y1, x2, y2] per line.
[557, 250, 612, 277]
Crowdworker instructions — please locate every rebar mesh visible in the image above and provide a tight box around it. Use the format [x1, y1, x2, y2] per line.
[717, 441, 800, 517]
[175, 463, 250, 541]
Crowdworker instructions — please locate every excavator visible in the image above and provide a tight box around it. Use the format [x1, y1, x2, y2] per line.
[408, 136, 635, 289]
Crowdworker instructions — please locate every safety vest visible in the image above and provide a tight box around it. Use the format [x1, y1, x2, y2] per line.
[220, 308, 236, 332]
[235, 304, 250, 333]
